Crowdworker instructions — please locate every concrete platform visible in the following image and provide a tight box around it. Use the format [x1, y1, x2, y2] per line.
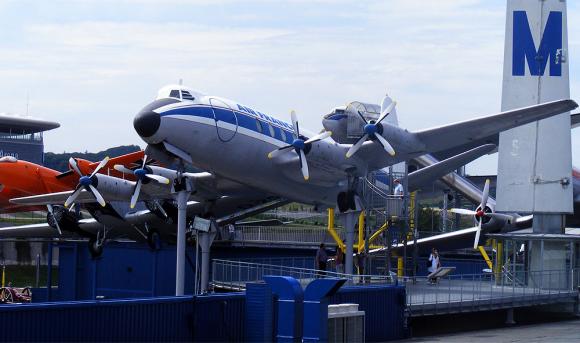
[406, 278, 578, 317]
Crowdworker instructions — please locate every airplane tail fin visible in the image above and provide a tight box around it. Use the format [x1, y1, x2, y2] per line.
[496, 0, 572, 213]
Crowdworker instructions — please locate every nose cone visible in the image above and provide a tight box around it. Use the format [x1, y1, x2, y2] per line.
[134, 98, 181, 139]
[134, 109, 160, 138]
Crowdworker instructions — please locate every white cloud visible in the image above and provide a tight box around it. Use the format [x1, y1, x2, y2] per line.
[0, 0, 577, 176]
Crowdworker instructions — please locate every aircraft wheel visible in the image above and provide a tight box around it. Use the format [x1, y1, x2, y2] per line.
[147, 229, 162, 251]
[337, 192, 349, 213]
[346, 191, 356, 210]
[88, 237, 104, 259]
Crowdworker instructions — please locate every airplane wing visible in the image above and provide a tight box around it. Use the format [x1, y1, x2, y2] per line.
[413, 99, 577, 155]
[9, 190, 117, 206]
[408, 144, 495, 189]
[0, 218, 102, 239]
[433, 111, 579, 160]
[55, 150, 146, 182]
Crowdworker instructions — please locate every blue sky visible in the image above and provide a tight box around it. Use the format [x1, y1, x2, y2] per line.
[0, 0, 578, 175]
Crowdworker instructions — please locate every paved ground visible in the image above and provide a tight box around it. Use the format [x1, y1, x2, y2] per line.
[401, 318, 580, 342]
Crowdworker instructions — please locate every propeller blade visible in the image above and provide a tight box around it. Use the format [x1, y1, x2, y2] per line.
[473, 220, 482, 249]
[64, 186, 82, 208]
[69, 157, 82, 176]
[88, 184, 106, 207]
[374, 133, 396, 156]
[142, 155, 148, 169]
[480, 179, 490, 210]
[130, 180, 142, 209]
[113, 164, 134, 174]
[449, 208, 477, 216]
[291, 110, 300, 137]
[304, 131, 332, 144]
[90, 156, 110, 178]
[145, 174, 170, 185]
[268, 145, 293, 159]
[299, 149, 309, 181]
[346, 134, 369, 158]
[356, 110, 369, 125]
[376, 101, 397, 125]
[47, 205, 62, 235]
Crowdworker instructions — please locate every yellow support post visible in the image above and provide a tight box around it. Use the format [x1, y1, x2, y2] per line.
[357, 211, 365, 253]
[496, 241, 503, 277]
[368, 222, 388, 246]
[1, 263, 5, 288]
[397, 257, 404, 277]
[327, 208, 345, 251]
[477, 246, 493, 270]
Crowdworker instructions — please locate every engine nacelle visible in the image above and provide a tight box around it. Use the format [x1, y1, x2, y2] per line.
[322, 99, 398, 144]
[478, 204, 510, 233]
[94, 174, 135, 200]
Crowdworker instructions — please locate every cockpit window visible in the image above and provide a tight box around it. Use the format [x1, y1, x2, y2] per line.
[0, 156, 17, 163]
[169, 90, 181, 99]
[181, 90, 195, 101]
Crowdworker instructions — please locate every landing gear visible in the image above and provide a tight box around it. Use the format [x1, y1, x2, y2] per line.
[88, 237, 103, 258]
[337, 191, 357, 213]
[147, 228, 162, 251]
[88, 228, 107, 258]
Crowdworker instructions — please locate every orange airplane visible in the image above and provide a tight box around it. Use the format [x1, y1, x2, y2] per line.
[0, 151, 145, 213]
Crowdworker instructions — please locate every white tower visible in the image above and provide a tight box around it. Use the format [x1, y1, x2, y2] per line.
[496, 0, 572, 232]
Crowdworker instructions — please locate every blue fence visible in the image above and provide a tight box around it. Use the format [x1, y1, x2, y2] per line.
[331, 285, 408, 341]
[0, 293, 245, 342]
[44, 241, 317, 302]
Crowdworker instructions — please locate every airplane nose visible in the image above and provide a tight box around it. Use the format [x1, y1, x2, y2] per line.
[134, 109, 160, 138]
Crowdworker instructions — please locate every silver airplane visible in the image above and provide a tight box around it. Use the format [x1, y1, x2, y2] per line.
[131, 85, 576, 217]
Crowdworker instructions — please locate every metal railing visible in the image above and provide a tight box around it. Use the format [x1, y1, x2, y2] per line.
[227, 225, 342, 245]
[211, 259, 396, 290]
[404, 268, 579, 316]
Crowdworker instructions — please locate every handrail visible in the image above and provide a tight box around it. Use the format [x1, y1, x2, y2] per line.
[211, 258, 397, 288]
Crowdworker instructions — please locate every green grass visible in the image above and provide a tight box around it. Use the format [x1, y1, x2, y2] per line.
[2, 265, 58, 288]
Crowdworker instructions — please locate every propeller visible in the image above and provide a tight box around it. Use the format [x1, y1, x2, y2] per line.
[346, 100, 397, 158]
[46, 204, 62, 235]
[267, 110, 332, 181]
[448, 179, 513, 249]
[65, 157, 110, 208]
[114, 155, 170, 208]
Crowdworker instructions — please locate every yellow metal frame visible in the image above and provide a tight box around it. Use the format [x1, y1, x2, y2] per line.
[357, 212, 365, 253]
[327, 209, 390, 251]
[477, 246, 493, 270]
[327, 208, 345, 251]
[1, 263, 5, 288]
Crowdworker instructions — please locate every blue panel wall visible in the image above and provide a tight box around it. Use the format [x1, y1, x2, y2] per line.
[51, 241, 318, 301]
[330, 285, 408, 342]
[0, 294, 246, 342]
[55, 242, 198, 301]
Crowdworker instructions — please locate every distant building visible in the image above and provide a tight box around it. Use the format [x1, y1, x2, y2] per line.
[0, 113, 60, 165]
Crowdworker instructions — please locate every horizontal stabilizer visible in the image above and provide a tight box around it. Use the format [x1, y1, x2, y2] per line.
[572, 113, 580, 129]
[409, 144, 496, 189]
[414, 99, 578, 154]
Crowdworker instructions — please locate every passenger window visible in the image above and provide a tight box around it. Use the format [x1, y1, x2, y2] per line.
[268, 124, 275, 137]
[255, 119, 263, 133]
[280, 129, 287, 142]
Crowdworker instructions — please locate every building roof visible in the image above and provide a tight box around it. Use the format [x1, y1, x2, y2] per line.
[0, 113, 60, 133]
[487, 227, 580, 241]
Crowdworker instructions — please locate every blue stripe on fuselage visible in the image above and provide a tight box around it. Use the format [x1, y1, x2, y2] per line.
[160, 104, 295, 144]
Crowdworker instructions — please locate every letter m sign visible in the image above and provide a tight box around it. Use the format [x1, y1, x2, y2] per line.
[512, 11, 562, 76]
